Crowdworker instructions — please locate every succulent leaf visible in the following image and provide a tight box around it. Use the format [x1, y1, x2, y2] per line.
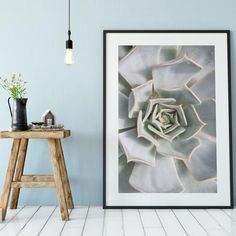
[119, 46, 161, 87]
[119, 128, 156, 167]
[153, 55, 202, 90]
[156, 138, 200, 161]
[195, 99, 216, 137]
[179, 46, 215, 68]
[119, 92, 136, 130]
[119, 154, 138, 193]
[188, 137, 216, 181]
[128, 80, 153, 118]
[129, 153, 184, 193]
[191, 69, 215, 100]
[175, 160, 217, 193]
[157, 85, 201, 105]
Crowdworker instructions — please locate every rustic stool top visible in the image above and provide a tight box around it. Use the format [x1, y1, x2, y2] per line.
[0, 130, 71, 139]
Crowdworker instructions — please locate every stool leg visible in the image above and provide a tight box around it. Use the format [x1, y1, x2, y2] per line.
[48, 139, 69, 221]
[10, 139, 28, 209]
[56, 139, 74, 209]
[1, 139, 21, 220]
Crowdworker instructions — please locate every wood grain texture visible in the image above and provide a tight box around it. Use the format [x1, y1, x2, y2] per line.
[21, 175, 54, 182]
[48, 139, 69, 221]
[0, 208, 2, 223]
[1, 139, 21, 220]
[11, 181, 55, 188]
[10, 138, 28, 209]
[0, 132, 71, 221]
[56, 139, 74, 209]
[0, 130, 71, 139]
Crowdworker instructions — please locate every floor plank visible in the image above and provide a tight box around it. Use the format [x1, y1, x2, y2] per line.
[139, 209, 162, 228]
[122, 209, 145, 236]
[144, 227, 166, 236]
[0, 207, 23, 231]
[205, 229, 229, 236]
[190, 209, 228, 236]
[18, 206, 56, 236]
[61, 207, 88, 236]
[223, 209, 236, 221]
[207, 209, 236, 235]
[0, 206, 39, 236]
[139, 209, 166, 236]
[173, 209, 208, 236]
[156, 209, 187, 236]
[2, 207, 236, 236]
[38, 207, 68, 236]
[82, 207, 104, 236]
[103, 210, 123, 236]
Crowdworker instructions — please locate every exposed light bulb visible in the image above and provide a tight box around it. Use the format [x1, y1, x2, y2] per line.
[65, 48, 73, 65]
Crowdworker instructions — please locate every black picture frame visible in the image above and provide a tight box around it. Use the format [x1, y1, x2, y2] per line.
[103, 30, 233, 209]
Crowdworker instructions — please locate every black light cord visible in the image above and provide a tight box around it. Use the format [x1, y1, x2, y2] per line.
[66, 0, 73, 49]
[68, 0, 70, 31]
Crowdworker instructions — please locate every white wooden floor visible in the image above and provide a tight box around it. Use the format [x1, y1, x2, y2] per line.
[1, 207, 236, 236]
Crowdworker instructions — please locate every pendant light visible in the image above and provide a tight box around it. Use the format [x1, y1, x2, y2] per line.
[65, 0, 73, 65]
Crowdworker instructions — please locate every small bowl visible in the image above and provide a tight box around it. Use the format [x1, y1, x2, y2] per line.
[31, 122, 44, 126]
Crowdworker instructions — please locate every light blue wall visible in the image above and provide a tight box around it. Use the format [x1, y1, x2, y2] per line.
[0, 0, 235, 205]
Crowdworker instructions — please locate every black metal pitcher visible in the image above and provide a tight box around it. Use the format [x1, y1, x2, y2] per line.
[8, 97, 28, 131]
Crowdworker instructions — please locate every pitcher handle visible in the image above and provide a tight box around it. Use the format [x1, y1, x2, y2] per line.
[8, 97, 13, 118]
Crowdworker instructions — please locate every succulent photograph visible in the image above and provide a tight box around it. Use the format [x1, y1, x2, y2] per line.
[118, 45, 216, 193]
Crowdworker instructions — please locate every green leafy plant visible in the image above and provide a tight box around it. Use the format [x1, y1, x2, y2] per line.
[0, 73, 27, 99]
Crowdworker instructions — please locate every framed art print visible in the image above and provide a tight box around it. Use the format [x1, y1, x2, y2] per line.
[103, 30, 233, 208]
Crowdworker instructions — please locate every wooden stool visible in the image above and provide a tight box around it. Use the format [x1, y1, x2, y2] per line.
[0, 130, 74, 221]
